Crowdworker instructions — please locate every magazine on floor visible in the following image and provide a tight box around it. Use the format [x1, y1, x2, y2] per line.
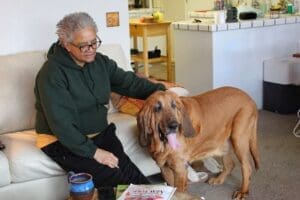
[117, 183, 176, 200]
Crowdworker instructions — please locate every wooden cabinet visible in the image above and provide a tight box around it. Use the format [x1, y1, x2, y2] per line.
[129, 19, 172, 81]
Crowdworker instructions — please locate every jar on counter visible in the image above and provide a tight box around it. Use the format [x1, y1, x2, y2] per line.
[214, 0, 225, 10]
[287, 3, 294, 14]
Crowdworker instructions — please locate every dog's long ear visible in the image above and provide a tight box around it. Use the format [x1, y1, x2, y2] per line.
[137, 104, 153, 147]
[137, 118, 147, 147]
[181, 109, 196, 137]
[137, 111, 148, 147]
[178, 100, 196, 137]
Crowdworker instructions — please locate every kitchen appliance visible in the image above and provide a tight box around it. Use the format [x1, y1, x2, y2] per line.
[237, 4, 258, 20]
[226, 6, 238, 22]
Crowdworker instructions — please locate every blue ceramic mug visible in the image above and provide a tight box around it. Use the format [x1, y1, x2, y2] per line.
[68, 172, 95, 194]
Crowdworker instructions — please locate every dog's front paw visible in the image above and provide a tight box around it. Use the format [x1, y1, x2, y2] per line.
[232, 190, 248, 200]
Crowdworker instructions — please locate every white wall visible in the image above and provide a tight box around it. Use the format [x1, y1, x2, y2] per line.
[174, 21, 300, 109]
[0, 0, 130, 60]
[161, 0, 214, 21]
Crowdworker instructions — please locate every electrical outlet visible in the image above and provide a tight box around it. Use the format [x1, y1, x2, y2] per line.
[106, 12, 120, 27]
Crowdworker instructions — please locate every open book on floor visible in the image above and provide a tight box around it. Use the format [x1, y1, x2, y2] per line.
[116, 184, 176, 200]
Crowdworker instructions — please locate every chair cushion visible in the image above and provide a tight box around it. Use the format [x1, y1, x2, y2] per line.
[108, 113, 160, 176]
[0, 112, 159, 185]
[0, 130, 65, 183]
[108, 113, 139, 155]
[0, 151, 11, 186]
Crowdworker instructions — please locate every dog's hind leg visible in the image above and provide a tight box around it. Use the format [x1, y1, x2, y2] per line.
[231, 149, 252, 200]
[231, 111, 256, 199]
[208, 153, 235, 185]
[249, 119, 260, 170]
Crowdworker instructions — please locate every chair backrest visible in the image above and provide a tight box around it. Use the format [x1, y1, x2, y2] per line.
[98, 43, 132, 72]
[0, 51, 47, 134]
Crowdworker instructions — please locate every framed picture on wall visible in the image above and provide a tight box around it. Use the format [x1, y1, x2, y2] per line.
[106, 12, 120, 27]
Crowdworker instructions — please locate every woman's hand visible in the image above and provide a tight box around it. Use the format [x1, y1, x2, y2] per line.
[93, 148, 119, 169]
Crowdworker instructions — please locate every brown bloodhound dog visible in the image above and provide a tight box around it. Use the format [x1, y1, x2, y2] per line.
[137, 86, 259, 200]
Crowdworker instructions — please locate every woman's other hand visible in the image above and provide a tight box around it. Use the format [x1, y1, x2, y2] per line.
[93, 148, 119, 168]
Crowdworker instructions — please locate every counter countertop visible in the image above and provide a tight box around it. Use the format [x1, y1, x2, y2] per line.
[173, 14, 300, 32]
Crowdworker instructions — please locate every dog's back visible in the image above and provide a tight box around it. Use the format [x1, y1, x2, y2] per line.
[181, 86, 259, 164]
[182, 86, 257, 121]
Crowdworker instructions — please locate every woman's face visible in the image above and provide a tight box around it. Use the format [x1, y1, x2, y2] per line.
[65, 27, 99, 67]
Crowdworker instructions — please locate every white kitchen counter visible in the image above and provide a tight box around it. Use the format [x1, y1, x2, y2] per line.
[173, 15, 300, 109]
[173, 15, 300, 32]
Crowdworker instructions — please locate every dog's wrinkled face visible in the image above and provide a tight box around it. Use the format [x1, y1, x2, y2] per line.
[137, 91, 195, 150]
[152, 91, 182, 135]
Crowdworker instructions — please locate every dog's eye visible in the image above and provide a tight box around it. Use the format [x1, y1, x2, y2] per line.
[154, 101, 162, 112]
[171, 100, 176, 109]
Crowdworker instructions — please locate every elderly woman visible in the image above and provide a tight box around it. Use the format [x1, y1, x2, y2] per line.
[34, 12, 165, 188]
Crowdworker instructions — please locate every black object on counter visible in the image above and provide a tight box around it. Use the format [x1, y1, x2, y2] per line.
[226, 6, 238, 23]
[239, 12, 257, 20]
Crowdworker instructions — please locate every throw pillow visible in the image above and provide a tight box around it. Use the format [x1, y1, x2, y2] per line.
[111, 75, 186, 116]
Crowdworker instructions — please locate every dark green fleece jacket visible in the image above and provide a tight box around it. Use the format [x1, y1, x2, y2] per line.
[34, 42, 165, 158]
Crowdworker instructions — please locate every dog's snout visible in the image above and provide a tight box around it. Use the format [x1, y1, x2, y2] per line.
[168, 121, 179, 130]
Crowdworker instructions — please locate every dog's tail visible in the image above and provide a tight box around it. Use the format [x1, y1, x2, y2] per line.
[249, 118, 260, 170]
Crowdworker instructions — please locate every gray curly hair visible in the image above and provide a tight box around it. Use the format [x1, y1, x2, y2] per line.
[56, 12, 98, 44]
